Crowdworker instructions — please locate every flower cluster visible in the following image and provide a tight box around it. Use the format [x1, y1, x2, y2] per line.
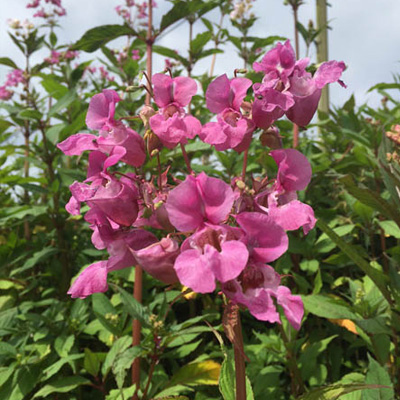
[115, 0, 157, 28]
[59, 40, 344, 330]
[27, 0, 66, 19]
[0, 69, 26, 101]
[44, 49, 79, 65]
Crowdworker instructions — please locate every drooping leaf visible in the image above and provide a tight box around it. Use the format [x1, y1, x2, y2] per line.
[72, 25, 137, 53]
[33, 376, 91, 398]
[169, 360, 221, 387]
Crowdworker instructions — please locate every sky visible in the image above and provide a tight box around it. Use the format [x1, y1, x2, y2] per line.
[1, 0, 400, 109]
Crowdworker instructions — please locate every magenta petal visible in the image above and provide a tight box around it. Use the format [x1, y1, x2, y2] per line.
[86, 90, 120, 130]
[270, 149, 312, 192]
[248, 289, 281, 323]
[65, 195, 80, 215]
[276, 286, 304, 330]
[68, 261, 108, 299]
[87, 151, 108, 178]
[286, 89, 321, 127]
[252, 98, 285, 129]
[213, 241, 248, 282]
[165, 175, 204, 231]
[183, 115, 202, 139]
[230, 77, 252, 111]
[196, 172, 234, 225]
[206, 74, 231, 113]
[152, 74, 172, 108]
[314, 60, 346, 89]
[174, 247, 217, 293]
[269, 199, 316, 234]
[57, 133, 98, 155]
[200, 122, 227, 146]
[173, 76, 197, 107]
[236, 212, 288, 263]
[134, 238, 179, 284]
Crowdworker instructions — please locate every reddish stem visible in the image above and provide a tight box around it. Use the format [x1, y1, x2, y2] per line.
[241, 149, 249, 182]
[180, 143, 193, 174]
[232, 305, 246, 400]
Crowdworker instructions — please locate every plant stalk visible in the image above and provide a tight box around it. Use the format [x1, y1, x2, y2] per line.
[232, 304, 246, 400]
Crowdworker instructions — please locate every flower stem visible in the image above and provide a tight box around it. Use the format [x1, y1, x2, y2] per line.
[241, 149, 248, 182]
[232, 304, 246, 400]
[180, 143, 193, 174]
[292, 3, 300, 149]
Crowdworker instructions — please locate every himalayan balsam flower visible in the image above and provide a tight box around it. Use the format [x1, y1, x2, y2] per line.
[252, 40, 346, 128]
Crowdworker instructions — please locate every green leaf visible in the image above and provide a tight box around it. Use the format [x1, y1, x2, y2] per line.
[362, 355, 394, 400]
[0, 342, 17, 357]
[316, 219, 392, 304]
[84, 348, 101, 377]
[153, 45, 189, 67]
[112, 284, 150, 328]
[17, 109, 42, 121]
[298, 383, 392, 400]
[54, 334, 75, 358]
[72, 25, 136, 53]
[102, 336, 131, 376]
[0, 120, 13, 134]
[42, 354, 84, 381]
[302, 295, 358, 320]
[378, 220, 400, 239]
[159, 1, 193, 32]
[11, 247, 58, 276]
[113, 346, 143, 388]
[169, 360, 221, 387]
[0, 57, 18, 69]
[105, 385, 136, 400]
[33, 376, 90, 398]
[48, 90, 77, 117]
[49, 31, 57, 47]
[340, 175, 400, 228]
[219, 351, 235, 400]
[46, 124, 65, 145]
[41, 78, 68, 100]
[190, 31, 212, 55]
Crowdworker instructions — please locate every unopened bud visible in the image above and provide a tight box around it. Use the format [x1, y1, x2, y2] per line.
[126, 85, 142, 92]
[147, 131, 163, 156]
[260, 126, 282, 149]
[236, 180, 246, 190]
[140, 105, 156, 126]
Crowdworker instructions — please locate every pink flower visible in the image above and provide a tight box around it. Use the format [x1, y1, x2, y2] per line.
[45, 50, 61, 64]
[0, 86, 13, 100]
[165, 172, 234, 232]
[255, 149, 316, 234]
[131, 49, 140, 60]
[236, 212, 288, 263]
[149, 73, 201, 148]
[252, 40, 345, 128]
[200, 74, 255, 152]
[68, 229, 157, 298]
[58, 90, 146, 168]
[133, 237, 179, 284]
[222, 263, 304, 330]
[27, 0, 41, 8]
[174, 225, 249, 293]
[5, 69, 25, 87]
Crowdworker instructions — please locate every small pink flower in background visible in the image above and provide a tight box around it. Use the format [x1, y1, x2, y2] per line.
[64, 50, 79, 59]
[5, 69, 25, 87]
[0, 86, 13, 101]
[131, 49, 140, 60]
[33, 8, 48, 18]
[45, 50, 61, 64]
[27, 0, 41, 8]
